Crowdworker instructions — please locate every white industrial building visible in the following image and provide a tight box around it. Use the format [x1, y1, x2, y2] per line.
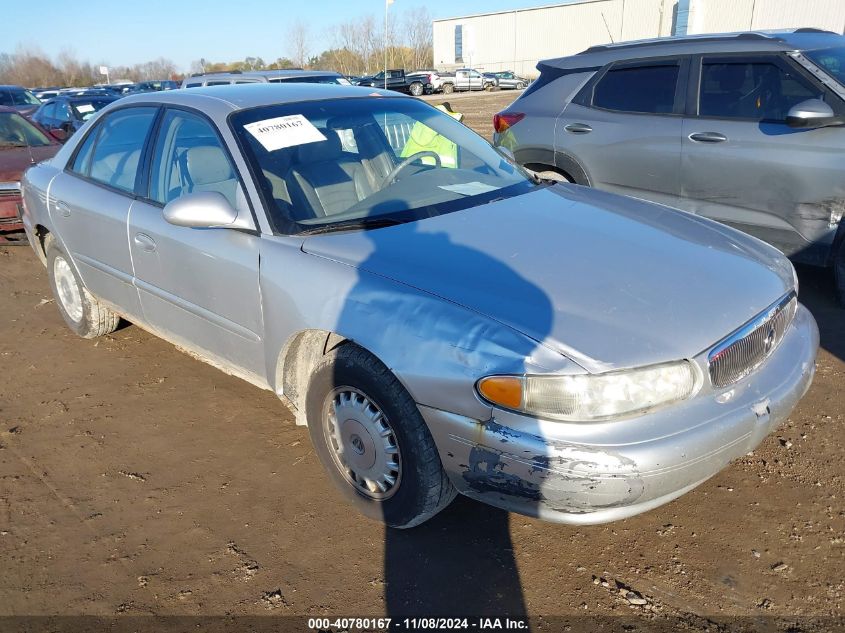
[432, 0, 845, 78]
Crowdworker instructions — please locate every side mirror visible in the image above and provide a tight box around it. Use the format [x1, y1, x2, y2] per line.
[49, 128, 67, 142]
[163, 191, 238, 228]
[787, 99, 838, 129]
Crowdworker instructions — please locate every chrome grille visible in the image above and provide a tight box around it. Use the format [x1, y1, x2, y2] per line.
[708, 292, 797, 388]
[0, 182, 21, 200]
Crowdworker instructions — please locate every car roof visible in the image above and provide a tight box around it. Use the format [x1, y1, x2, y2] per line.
[540, 29, 845, 72]
[112, 83, 405, 121]
[186, 69, 342, 82]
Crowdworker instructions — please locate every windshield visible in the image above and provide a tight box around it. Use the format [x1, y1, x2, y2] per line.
[70, 99, 113, 121]
[231, 97, 534, 234]
[805, 46, 845, 86]
[0, 88, 41, 107]
[0, 112, 52, 147]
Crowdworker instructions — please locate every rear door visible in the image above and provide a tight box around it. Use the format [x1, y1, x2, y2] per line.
[128, 107, 265, 381]
[556, 58, 687, 206]
[48, 106, 158, 318]
[678, 53, 845, 262]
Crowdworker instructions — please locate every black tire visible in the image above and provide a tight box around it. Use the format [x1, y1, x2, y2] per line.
[45, 236, 120, 339]
[442, 83, 454, 94]
[306, 344, 456, 529]
[409, 82, 423, 97]
[835, 246, 845, 307]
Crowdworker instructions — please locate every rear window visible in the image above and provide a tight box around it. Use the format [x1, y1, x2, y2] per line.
[593, 64, 679, 114]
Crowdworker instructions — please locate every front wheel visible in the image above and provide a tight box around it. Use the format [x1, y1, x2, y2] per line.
[516, 82, 525, 90]
[306, 344, 456, 528]
[409, 82, 423, 97]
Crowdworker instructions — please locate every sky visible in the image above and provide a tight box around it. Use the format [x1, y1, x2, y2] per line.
[7, 0, 563, 71]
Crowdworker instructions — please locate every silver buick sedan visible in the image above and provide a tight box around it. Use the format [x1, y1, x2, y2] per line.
[21, 84, 818, 528]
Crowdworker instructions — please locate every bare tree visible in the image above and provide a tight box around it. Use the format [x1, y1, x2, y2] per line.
[405, 7, 433, 70]
[287, 20, 311, 68]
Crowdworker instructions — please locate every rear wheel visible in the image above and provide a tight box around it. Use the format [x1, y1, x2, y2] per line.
[516, 82, 525, 90]
[409, 82, 423, 97]
[306, 344, 456, 528]
[442, 83, 454, 94]
[46, 236, 120, 338]
[535, 169, 571, 183]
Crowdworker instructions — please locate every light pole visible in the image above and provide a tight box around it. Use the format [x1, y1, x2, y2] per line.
[384, 0, 393, 88]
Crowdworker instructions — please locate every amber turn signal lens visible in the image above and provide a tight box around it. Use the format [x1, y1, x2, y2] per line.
[478, 376, 523, 409]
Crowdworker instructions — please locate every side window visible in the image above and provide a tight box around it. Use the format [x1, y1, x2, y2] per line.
[56, 101, 72, 122]
[593, 64, 680, 114]
[86, 108, 157, 193]
[148, 109, 239, 208]
[698, 59, 824, 121]
[206, 80, 230, 86]
[69, 126, 101, 176]
[186, 83, 202, 88]
[40, 102, 56, 122]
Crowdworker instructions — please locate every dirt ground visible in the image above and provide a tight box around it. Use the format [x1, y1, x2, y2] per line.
[1, 91, 844, 630]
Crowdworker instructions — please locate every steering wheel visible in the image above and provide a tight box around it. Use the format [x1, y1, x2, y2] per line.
[381, 151, 441, 187]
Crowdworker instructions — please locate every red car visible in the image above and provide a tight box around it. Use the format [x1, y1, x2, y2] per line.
[0, 106, 61, 244]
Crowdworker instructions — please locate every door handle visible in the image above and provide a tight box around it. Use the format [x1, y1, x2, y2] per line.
[688, 131, 728, 143]
[133, 233, 157, 252]
[564, 123, 593, 134]
[55, 201, 71, 217]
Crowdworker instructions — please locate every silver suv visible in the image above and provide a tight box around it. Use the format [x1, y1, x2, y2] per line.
[494, 30, 845, 303]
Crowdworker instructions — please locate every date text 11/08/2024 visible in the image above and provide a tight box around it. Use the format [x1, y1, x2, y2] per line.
[308, 617, 529, 631]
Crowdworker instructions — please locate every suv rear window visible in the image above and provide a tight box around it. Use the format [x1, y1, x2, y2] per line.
[593, 64, 679, 114]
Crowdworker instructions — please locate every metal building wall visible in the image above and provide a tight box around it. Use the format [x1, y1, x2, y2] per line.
[685, 0, 845, 34]
[432, 0, 676, 78]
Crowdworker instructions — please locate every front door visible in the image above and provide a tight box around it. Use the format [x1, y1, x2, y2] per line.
[128, 108, 266, 382]
[678, 54, 845, 263]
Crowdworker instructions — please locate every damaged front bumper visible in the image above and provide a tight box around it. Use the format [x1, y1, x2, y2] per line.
[422, 304, 818, 525]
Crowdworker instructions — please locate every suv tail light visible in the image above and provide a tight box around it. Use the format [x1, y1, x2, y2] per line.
[493, 112, 525, 133]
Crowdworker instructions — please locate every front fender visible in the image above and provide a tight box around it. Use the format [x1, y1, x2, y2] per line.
[259, 236, 580, 422]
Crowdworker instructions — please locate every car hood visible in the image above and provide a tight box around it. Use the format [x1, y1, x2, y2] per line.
[302, 185, 794, 372]
[0, 145, 59, 182]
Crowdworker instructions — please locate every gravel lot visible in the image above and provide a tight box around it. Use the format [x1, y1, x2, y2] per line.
[1, 91, 843, 631]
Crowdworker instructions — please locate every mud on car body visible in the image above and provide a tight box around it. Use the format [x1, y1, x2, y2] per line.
[21, 83, 817, 527]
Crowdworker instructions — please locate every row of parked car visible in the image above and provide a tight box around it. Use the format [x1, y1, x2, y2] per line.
[351, 68, 531, 95]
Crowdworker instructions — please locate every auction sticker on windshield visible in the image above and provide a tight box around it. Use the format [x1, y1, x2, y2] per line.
[76, 104, 95, 113]
[244, 114, 327, 152]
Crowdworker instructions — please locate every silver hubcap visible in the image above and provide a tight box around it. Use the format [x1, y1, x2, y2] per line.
[53, 255, 83, 323]
[322, 387, 401, 500]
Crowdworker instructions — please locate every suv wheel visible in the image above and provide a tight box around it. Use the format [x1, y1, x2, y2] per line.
[535, 169, 571, 183]
[306, 344, 456, 528]
[409, 82, 423, 97]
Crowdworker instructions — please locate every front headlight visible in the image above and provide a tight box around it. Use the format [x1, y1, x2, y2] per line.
[477, 360, 699, 422]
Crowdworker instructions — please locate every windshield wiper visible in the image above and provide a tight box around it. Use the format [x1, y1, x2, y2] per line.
[298, 217, 406, 236]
